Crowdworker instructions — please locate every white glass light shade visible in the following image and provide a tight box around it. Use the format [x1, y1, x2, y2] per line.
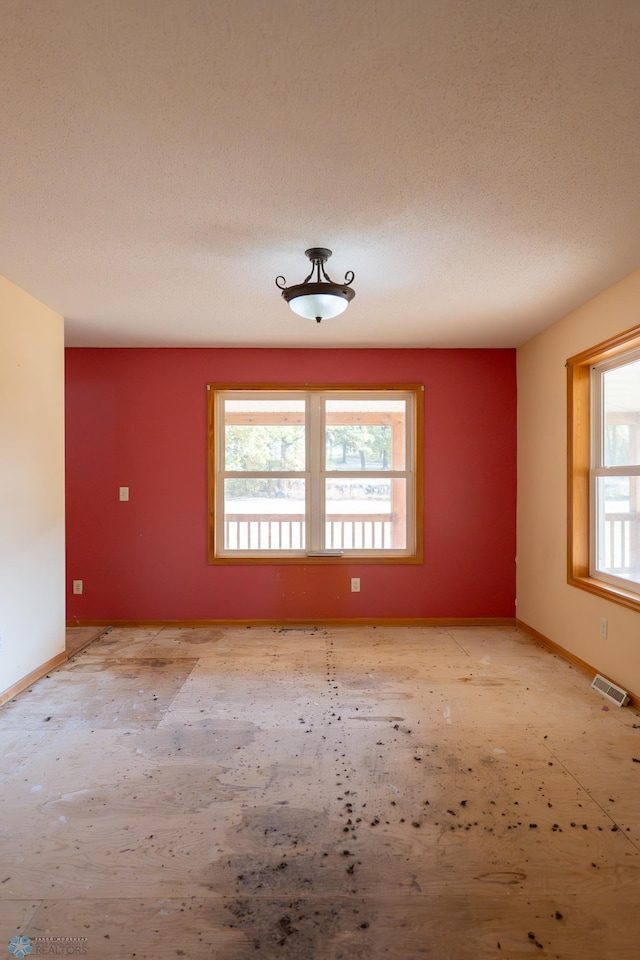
[289, 293, 349, 321]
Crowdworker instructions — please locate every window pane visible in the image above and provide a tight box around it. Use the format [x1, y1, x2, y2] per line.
[603, 360, 640, 467]
[596, 475, 640, 582]
[224, 478, 305, 551]
[325, 399, 406, 471]
[224, 399, 305, 471]
[325, 477, 407, 550]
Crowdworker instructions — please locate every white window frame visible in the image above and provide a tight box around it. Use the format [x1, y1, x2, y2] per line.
[590, 349, 640, 594]
[207, 384, 423, 564]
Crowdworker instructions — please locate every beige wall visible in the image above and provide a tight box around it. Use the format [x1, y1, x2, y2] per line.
[0, 275, 65, 695]
[517, 268, 640, 697]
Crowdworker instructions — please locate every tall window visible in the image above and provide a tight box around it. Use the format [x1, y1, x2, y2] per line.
[208, 385, 422, 562]
[567, 325, 640, 610]
[591, 351, 640, 592]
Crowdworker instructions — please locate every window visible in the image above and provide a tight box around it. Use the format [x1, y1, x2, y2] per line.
[591, 351, 640, 591]
[567, 325, 640, 610]
[207, 385, 423, 563]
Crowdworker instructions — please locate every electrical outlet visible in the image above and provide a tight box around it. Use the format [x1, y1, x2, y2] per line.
[119, 486, 130, 501]
[600, 617, 608, 639]
[351, 577, 360, 593]
[73, 580, 83, 595]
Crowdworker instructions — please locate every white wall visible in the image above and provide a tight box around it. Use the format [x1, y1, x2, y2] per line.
[517, 268, 640, 697]
[0, 275, 65, 695]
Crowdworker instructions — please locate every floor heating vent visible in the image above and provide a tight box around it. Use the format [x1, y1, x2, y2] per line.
[591, 673, 629, 707]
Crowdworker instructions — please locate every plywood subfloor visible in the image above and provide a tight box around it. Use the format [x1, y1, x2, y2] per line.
[65, 625, 109, 658]
[1, 624, 639, 959]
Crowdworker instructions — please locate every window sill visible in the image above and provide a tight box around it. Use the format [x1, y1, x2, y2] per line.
[209, 552, 423, 565]
[568, 574, 640, 613]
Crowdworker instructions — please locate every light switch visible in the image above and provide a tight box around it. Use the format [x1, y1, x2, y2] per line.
[119, 486, 129, 501]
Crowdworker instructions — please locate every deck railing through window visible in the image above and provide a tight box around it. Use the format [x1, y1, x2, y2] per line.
[603, 511, 640, 579]
[224, 513, 395, 551]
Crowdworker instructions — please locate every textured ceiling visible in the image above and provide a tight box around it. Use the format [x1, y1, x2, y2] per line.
[1, 0, 639, 348]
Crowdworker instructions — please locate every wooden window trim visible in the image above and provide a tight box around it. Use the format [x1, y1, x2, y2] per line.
[207, 383, 424, 565]
[567, 324, 640, 611]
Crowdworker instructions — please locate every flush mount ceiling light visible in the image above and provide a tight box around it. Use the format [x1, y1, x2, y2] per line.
[276, 247, 355, 323]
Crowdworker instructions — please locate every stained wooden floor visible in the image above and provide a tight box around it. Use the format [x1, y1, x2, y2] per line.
[1, 624, 639, 959]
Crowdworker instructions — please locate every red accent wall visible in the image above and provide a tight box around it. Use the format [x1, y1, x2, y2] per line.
[65, 348, 516, 621]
